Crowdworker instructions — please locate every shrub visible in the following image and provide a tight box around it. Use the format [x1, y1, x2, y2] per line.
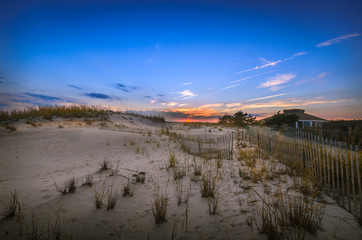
[133, 172, 146, 183]
[5, 124, 17, 131]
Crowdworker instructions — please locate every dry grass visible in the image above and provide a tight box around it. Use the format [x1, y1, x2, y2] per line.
[109, 160, 120, 176]
[98, 158, 112, 173]
[82, 173, 94, 187]
[174, 180, 191, 205]
[121, 179, 135, 197]
[253, 189, 325, 240]
[172, 164, 187, 180]
[0, 105, 108, 122]
[94, 181, 107, 209]
[200, 169, 219, 198]
[54, 177, 76, 195]
[152, 180, 168, 224]
[2, 191, 20, 219]
[106, 186, 120, 210]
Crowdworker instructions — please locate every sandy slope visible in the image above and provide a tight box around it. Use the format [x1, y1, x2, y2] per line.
[0, 114, 360, 240]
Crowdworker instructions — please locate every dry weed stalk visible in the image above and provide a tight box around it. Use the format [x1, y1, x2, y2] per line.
[151, 179, 168, 224]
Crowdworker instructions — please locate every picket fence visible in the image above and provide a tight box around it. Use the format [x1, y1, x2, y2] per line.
[245, 126, 361, 220]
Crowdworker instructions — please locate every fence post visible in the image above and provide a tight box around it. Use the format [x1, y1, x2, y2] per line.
[345, 143, 350, 212]
[230, 132, 234, 160]
[350, 144, 357, 215]
[355, 145, 362, 220]
[339, 141, 345, 207]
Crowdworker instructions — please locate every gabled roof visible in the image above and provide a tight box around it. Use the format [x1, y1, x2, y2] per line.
[262, 109, 328, 122]
[283, 109, 327, 121]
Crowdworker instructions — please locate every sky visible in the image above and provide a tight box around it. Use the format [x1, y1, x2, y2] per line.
[1, 0, 361, 122]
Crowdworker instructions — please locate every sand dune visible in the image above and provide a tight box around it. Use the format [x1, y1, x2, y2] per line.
[0, 114, 360, 239]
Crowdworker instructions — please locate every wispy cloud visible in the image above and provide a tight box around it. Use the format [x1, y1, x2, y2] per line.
[67, 84, 82, 90]
[318, 72, 327, 79]
[259, 73, 296, 91]
[168, 102, 179, 107]
[85, 93, 111, 99]
[24, 93, 60, 101]
[245, 93, 290, 102]
[222, 84, 239, 90]
[284, 51, 307, 61]
[150, 98, 158, 104]
[230, 70, 275, 84]
[182, 82, 193, 86]
[235, 52, 306, 75]
[146, 56, 154, 64]
[229, 98, 350, 110]
[316, 33, 360, 47]
[235, 60, 281, 75]
[200, 103, 223, 108]
[226, 102, 242, 108]
[177, 89, 197, 99]
[114, 83, 139, 93]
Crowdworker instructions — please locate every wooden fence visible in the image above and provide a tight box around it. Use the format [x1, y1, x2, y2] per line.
[245, 126, 362, 220]
[179, 133, 234, 158]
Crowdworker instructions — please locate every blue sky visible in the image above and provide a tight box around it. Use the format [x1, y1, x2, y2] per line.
[1, 0, 361, 121]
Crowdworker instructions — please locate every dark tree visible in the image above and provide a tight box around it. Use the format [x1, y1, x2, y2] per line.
[218, 111, 256, 126]
[264, 112, 299, 127]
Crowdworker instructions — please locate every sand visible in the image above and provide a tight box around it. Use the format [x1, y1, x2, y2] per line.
[0, 114, 360, 239]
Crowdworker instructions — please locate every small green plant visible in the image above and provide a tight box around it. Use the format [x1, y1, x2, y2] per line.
[121, 179, 135, 197]
[168, 153, 176, 168]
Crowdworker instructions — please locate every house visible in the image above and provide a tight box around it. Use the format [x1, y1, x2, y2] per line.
[282, 109, 328, 128]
